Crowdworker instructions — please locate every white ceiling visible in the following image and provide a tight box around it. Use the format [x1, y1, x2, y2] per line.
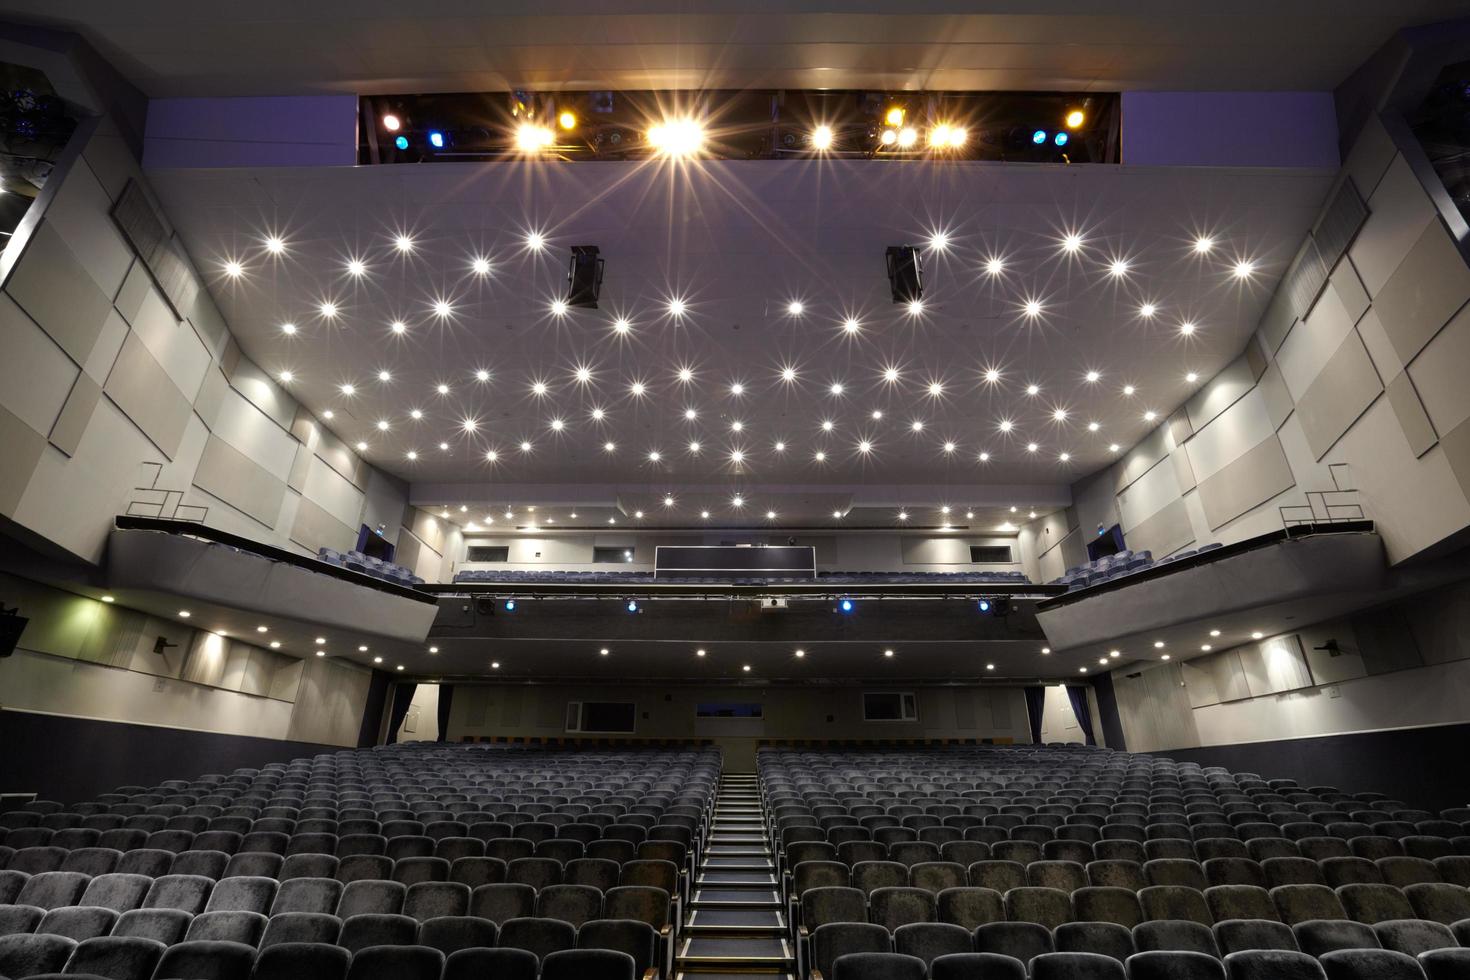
[150, 158, 1331, 523]
[8, 1, 1463, 96]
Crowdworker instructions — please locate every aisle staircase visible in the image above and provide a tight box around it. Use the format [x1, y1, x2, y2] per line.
[676, 772, 796, 979]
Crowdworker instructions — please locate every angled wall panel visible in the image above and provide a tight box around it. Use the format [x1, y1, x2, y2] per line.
[1196, 434, 1296, 530]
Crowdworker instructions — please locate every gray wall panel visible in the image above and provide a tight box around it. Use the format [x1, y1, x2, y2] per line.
[287, 445, 311, 493]
[1167, 408, 1193, 447]
[1442, 417, 1470, 505]
[0, 404, 46, 516]
[44, 160, 135, 299]
[1258, 361, 1294, 430]
[1348, 154, 1437, 296]
[289, 494, 356, 554]
[1258, 288, 1297, 355]
[1330, 257, 1370, 325]
[103, 332, 191, 459]
[1126, 498, 1195, 558]
[1342, 115, 1396, 200]
[1372, 219, 1470, 365]
[1196, 434, 1296, 530]
[113, 260, 151, 324]
[192, 366, 229, 430]
[1172, 447, 1197, 493]
[5, 222, 113, 366]
[1386, 373, 1438, 458]
[1114, 425, 1172, 494]
[1295, 332, 1383, 460]
[192, 434, 286, 527]
[49, 375, 102, 458]
[1355, 307, 1402, 381]
[1186, 353, 1256, 432]
[1407, 305, 1470, 436]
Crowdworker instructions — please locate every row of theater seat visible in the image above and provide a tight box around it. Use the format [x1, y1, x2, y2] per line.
[1049, 543, 1225, 592]
[451, 569, 1031, 585]
[819, 946, 1469, 980]
[0, 745, 716, 979]
[316, 548, 425, 587]
[761, 745, 1470, 980]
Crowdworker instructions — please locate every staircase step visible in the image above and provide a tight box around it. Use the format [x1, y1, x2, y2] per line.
[677, 936, 794, 967]
[697, 870, 778, 887]
[705, 846, 771, 858]
[703, 856, 775, 870]
[691, 887, 782, 908]
[684, 908, 786, 934]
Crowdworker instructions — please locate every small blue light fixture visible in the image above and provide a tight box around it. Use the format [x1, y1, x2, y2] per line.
[503, 599, 517, 612]
[1054, 131, 1069, 147]
[1031, 129, 1048, 145]
[393, 135, 409, 150]
[978, 599, 992, 613]
[428, 130, 446, 149]
[625, 598, 639, 613]
[839, 598, 854, 614]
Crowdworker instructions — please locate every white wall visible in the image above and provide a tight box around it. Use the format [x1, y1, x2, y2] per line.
[396, 683, 442, 743]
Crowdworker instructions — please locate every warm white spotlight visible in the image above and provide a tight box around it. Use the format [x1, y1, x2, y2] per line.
[985, 257, 1005, 276]
[223, 260, 244, 278]
[525, 231, 546, 251]
[278, 370, 293, 383]
[520, 440, 533, 452]
[394, 234, 414, 253]
[1139, 303, 1157, 318]
[515, 124, 555, 151]
[339, 383, 356, 396]
[842, 318, 860, 334]
[1122, 384, 1136, 396]
[829, 383, 844, 396]
[647, 118, 705, 156]
[667, 298, 687, 317]
[1023, 299, 1043, 318]
[1109, 258, 1129, 277]
[943, 441, 956, 453]
[319, 302, 338, 319]
[263, 236, 285, 254]
[1086, 370, 1101, 382]
[678, 367, 694, 383]
[1061, 233, 1084, 253]
[550, 418, 565, 431]
[906, 299, 924, 316]
[376, 420, 390, 431]
[550, 299, 568, 316]
[787, 301, 804, 316]
[390, 320, 407, 334]
[811, 125, 834, 150]
[1233, 260, 1256, 279]
[928, 230, 950, 251]
[433, 300, 453, 318]
[1026, 442, 1039, 453]
[532, 381, 549, 396]
[1179, 321, 1197, 336]
[377, 370, 391, 382]
[346, 259, 367, 277]
[1193, 236, 1215, 254]
[1186, 372, 1199, 383]
[613, 318, 631, 333]
[280, 322, 297, 335]
[1053, 408, 1067, 421]
[475, 370, 490, 382]
[730, 382, 745, 396]
[471, 256, 491, 276]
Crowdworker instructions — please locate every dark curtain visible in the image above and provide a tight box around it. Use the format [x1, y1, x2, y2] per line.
[387, 683, 417, 745]
[436, 684, 455, 743]
[1066, 686, 1097, 746]
[1023, 686, 1047, 745]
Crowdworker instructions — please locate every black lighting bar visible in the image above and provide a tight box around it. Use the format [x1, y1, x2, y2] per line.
[359, 90, 1119, 165]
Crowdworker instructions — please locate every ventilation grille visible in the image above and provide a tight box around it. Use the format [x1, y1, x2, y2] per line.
[110, 180, 200, 319]
[1284, 238, 1329, 320]
[1314, 178, 1369, 269]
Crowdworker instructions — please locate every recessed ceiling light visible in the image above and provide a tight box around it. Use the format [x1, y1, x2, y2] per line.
[822, 420, 835, 432]
[1108, 258, 1129, 277]
[730, 421, 744, 432]
[1088, 421, 1100, 432]
[897, 511, 908, 521]
[1023, 299, 1043, 318]
[1010, 506, 1017, 513]
[1139, 303, 1157, 318]
[910, 420, 924, 432]
[773, 441, 785, 452]
[667, 298, 686, 317]
[280, 322, 297, 336]
[984, 368, 1001, 383]
[787, 300, 804, 316]
[883, 649, 895, 657]
[390, 320, 407, 335]
[1201, 644, 1213, 651]
[356, 441, 368, 451]
[765, 509, 776, 519]
[1026, 442, 1039, 453]
[1041, 647, 1051, 654]
[604, 441, 616, 452]
[1122, 385, 1136, 396]
[485, 450, 499, 462]
[223, 260, 244, 278]
[439, 442, 449, 450]
[278, 370, 293, 383]
[986, 663, 995, 671]
[1085, 371, 1101, 383]
[998, 420, 1013, 432]
[700, 510, 710, 519]
[1144, 411, 1158, 422]
[377, 370, 391, 383]
[550, 419, 564, 431]
[405, 451, 418, 460]
[322, 410, 334, 419]
[1179, 321, 1197, 336]
[475, 370, 490, 382]
[1026, 384, 1040, 396]
[346, 258, 367, 277]
[550, 299, 568, 316]
[1080, 667, 1088, 673]
[178, 610, 191, 618]
[471, 256, 491, 275]
[520, 441, 532, 452]
[943, 441, 956, 453]
[1109, 443, 1120, 452]
[883, 367, 900, 384]
[1209, 629, 1221, 637]
[985, 256, 1005, 276]
[263, 236, 285, 254]
[742, 664, 752, 672]
[1233, 260, 1255, 279]
[965, 510, 974, 518]
[525, 231, 545, 251]
[730, 383, 744, 396]
[532, 381, 548, 396]
[781, 367, 797, 382]
[858, 440, 873, 453]
[376, 420, 389, 431]
[928, 382, 944, 397]
[593, 408, 607, 421]
[1193, 236, 1215, 254]
[829, 382, 844, 396]
[731, 495, 744, 507]
[1186, 372, 1199, 383]
[678, 367, 694, 383]
[319, 302, 338, 319]
[394, 234, 414, 252]
[433, 300, 453, 318]
[1053, 408, 1068, 421]
[729, 449, 745, 463]
[906, 299, 924, 316]
[842, 318, 860, 334]
[1058, 452, 1070, 461]
[813, 451, 826, 461]
[396, 665, 404, 671]
[613, 318, 631, 333]
[490, 661, 500, 669]
[832, 510, 843, 518]
[688, 441, 701, 453]
[647, 450, 661, 462]
[977, 453, 989, 462]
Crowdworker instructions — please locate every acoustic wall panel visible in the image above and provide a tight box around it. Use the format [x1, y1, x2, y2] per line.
[1172, 447, 1197, 494]
[191, 366, 229, 429]
[0, 293, 80, 437]
[1114, 425, 1172, 494]
[226, 356, 296, 431]
[289, 495, 356, 554]
[43, 160, 135, 299]
[1277, 283, 1357, 399]
[1118, 453, 1182, 531]
[1372, 219, 1470, 366]
[1312, 178, 1368, 271]
[103, 333, 192, 459]
[82, 310, 129, 384]
[1186, 352, 1256, 433]
[1295, 332, 1383, 460]
[1258, 362, 1295, 431]
[1341, 115, 1396, 201]
[1385, 373, 1438, 458]
[1329, 256, 1370, 325]
[1196, 433, 1296, 530]
[1257, 287, 1297, 355]
[1185, 389, 1275, 483]
[1407, 305, 1470, 436]
[1125, 498, 1194, 558]
[1347, 154, 1437, 296]
[49, 375, 102, 458]
[125, 285, 209, 401]
[0, 403, 48, 516]
[211, 388, 298, 481]
[5, 222, 114, 366]
[302, 456, 363, 528]
[192, 434, 287, 527]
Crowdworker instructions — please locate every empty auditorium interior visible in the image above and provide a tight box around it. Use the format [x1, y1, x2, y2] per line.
[8, 5, 1470, 980]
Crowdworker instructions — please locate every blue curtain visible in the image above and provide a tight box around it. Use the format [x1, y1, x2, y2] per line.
[436, 684, 455, 743]
[1023, 686, 1047, 744]
[1066, 686, 1097, 746]
[387, 683, 417, 744]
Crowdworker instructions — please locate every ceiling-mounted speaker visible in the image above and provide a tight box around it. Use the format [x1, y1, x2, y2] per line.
[567, 245, 604, 308]
[885, 245, 922, 303]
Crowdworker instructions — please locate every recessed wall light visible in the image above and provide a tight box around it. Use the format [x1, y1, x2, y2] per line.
[1251, 631, 1264, 640]
[178, 610, 191, 618]
[101, 596, 115, 603]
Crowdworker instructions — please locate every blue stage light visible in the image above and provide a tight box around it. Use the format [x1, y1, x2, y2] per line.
[428, 130, 446, 149]
[503, 599, 516, 612]
[394, 135, 409, 150]
[839, 598, 854, 613]
[1031, 130, 1048, 145]
[978, 599, 992, 613]
[1054, 131, 1069, 147]
[626, 599, 639, 613]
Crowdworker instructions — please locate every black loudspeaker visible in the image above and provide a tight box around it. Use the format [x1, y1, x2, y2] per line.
[566, 245, 604, 308]
[0, 605, 28, 658]
[885, 245, 922, 303]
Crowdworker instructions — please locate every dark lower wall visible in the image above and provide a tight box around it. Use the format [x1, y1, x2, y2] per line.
[0, 710, 347, 805]
[1159, 724, 1470, 814]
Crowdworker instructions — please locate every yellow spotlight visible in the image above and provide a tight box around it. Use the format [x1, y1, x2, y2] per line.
[558, 110, 577, 130]
[929, 124, 952, 148]
[880, 129, 898, 145]
[885, 106, 905, 126]
[1066, 109, 1085, 128]
[947, 126, 968, 148]
[897, 126, 918, 148]
[811, 124, 834, 150]
[515, 124, 554, 151]
[647, 118, 705, 156]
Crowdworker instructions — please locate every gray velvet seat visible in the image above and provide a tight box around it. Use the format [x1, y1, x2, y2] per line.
[0, 933, 76, 979]
[345, 944, 445, 980]
[443, 948, 537, 980]
[497, 915, 577, 964]
[830, 951, 927, 980]
[973, 922, 1053, 966]
[1224, 949, 1329, 980]
[1030, 951, 1127, 980]
[929, 951, 1028, 980]
[540, 948, 635, 980]
[1055, 921, 1134, 962]
[1126, 950, 1227, 980]
[64, 935, 166, 980]
[258, 911, 342, 949]
[111, 908, 193, 945]
[251, 941, 351, 980]
[893, 921, 972, 967]
[33, 905, 118, 941]
[339, 913, 419, 954]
